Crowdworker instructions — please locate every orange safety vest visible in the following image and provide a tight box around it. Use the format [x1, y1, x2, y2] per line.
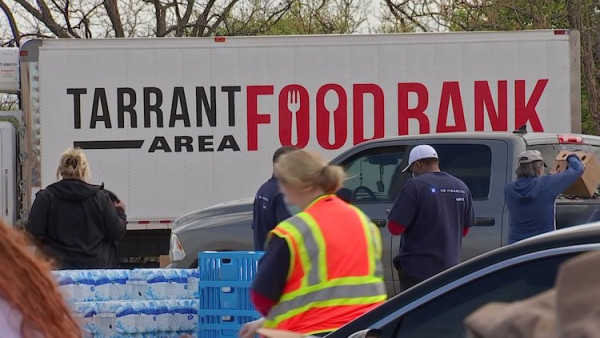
[263, 194, 387, 335]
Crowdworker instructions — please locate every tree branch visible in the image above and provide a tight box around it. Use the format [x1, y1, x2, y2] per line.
[103, 0, 124, 37]
[384, 0, 429, 31]
[11, 0, 73, 37]
[192, 0, 217, 36]
[202, 0, 239, 36]
[0, 0, 22, 45]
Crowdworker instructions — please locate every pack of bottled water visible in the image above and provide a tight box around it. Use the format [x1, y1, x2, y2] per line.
[54, 269, 199, 337]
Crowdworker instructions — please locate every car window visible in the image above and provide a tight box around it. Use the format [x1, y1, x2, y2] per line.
[431, 144, 492, 200]
[384, 253, 578, 338]
[340, 147, 407, 203]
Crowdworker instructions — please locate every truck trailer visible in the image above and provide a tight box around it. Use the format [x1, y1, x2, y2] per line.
[0, 29, 582, 265]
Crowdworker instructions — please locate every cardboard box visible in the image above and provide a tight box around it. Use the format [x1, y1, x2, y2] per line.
[549, 151, 600, 198]
[159, 255, 170, 268]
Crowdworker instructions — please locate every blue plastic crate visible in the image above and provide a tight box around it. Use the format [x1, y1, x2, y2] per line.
[198, 251, 264, 282]
[197, 251, 264, 311]
[197, 252, 264, 337]
[197, 309, 261, 338]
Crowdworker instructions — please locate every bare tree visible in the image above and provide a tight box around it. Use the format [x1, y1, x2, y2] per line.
[0, 0, 259, 43]
[568, 0, 600, 134]
[217, 0, 367, 35]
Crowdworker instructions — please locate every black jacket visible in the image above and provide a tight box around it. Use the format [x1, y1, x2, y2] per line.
[25, 179, 126, 269]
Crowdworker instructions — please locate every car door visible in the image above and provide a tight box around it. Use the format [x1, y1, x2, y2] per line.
[366, 246, 600, 338]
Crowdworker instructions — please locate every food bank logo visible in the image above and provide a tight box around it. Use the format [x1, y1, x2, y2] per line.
[67, 79, 548, 153]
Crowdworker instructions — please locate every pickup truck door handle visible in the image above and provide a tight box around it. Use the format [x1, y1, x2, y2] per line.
[372, 219, 387, 228]
[475, 217, 495, 226]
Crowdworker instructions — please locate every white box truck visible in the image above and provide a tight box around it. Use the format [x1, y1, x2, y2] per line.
[0, 29, 581, 265]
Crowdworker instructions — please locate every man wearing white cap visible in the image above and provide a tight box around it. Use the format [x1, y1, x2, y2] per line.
[505, 150, 583, 244]
[387, 144, 474, 292]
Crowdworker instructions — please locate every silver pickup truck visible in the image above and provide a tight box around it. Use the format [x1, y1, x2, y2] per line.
[168, 131, 600, 294]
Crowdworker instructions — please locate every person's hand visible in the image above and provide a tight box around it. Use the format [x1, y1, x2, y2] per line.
[567, 153, 581, 162]
[114, 200, 126, 210]
[239, 318, 265, 338]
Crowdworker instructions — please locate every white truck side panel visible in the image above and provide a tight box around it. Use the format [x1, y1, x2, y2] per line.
[34, 31, 579, 223]
[0, 121, 16, 224]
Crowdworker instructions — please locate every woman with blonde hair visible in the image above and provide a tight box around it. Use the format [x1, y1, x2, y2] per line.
[0, 220, 81, 337]
[25, 148, 126, 269]
[241, 149, 386, 337]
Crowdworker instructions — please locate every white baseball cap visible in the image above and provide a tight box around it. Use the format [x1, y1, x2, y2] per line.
[518, 150, 545, 165]
[402, 145, 438, 172]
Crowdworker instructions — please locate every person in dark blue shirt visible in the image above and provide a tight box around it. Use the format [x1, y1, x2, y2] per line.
[252, 146, 297, 250]
[505, 150, 584, 244]
[387, 145, 474, 292]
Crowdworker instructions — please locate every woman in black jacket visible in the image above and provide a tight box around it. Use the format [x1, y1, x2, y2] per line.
[25, 148, 126, 269]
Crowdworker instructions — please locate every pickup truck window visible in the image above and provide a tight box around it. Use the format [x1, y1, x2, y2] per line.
[340, 143, 493, 202]
[341, 147, 407, 203]
[530, 144, 600, 175]
[432, 144, 492, 200]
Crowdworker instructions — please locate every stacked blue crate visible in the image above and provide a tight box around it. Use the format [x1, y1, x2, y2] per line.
[197, 251, 264, 338]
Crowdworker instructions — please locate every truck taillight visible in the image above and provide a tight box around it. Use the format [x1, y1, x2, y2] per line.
[554, 29, 568, 35]
[558, 134, 584, 144]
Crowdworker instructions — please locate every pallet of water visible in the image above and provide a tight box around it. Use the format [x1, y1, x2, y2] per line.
[53, 269, 200, 337]
[53, 269, 200, 302]
[70, 299, 198, 337]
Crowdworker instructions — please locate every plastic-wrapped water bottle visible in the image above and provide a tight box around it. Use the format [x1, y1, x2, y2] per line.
[94, 269, 130, 301]
[186, 269, 200, 299]
[146, 270, 168, 300]
[95, 301, 120, 338]
[54, 270, 96, 302]
[114, 300, 158, 334]
[152, 300, 171, 332]
[164, 269, 190, 300]
[69, 302, 98, 338]
[169, 299, 198, 332]
[127, 269, 148, 301]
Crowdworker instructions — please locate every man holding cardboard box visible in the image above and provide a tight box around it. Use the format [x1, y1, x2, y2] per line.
[505, 150, 584, 244]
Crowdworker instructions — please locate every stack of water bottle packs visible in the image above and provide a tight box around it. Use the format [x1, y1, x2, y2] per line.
[197, 251, 264, 338]
[53, 268, 200, 338]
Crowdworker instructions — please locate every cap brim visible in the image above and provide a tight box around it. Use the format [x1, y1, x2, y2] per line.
[401, 163, 411, 172]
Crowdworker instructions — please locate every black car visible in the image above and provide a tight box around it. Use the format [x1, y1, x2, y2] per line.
[328, 222, 600, 338]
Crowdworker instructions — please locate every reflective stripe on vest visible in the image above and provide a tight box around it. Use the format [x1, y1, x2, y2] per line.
[267, 280, 387, 321]
[265, 197, 386, 328]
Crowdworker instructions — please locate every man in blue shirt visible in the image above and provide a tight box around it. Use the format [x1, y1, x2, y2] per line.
[505, 150, 584, 244]
[387, 145, 474, 292]
[252, 146, 297, 250]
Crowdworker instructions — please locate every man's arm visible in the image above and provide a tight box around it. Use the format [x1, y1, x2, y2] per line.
[250, 236, 290, 316]
[547, 154, 585, 196]
[387, 180, 417, 235]
[103, 193, 126, 242]
[463, 190, 475, 237]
